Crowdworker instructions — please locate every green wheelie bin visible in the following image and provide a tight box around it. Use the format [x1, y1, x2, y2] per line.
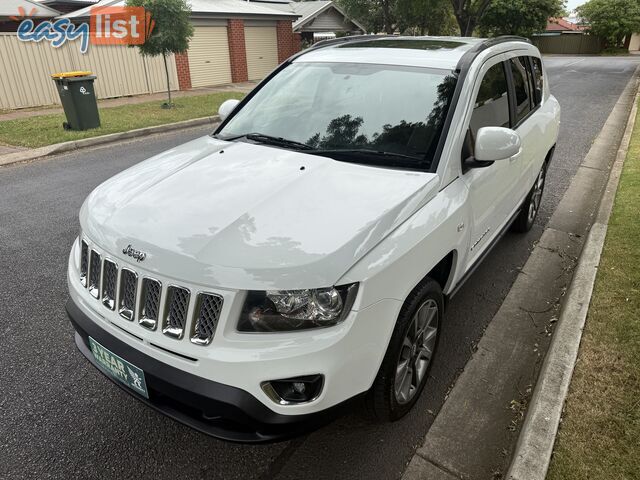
[51, 71, 101, 131]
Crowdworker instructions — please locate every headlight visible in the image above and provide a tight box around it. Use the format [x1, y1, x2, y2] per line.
[238, 284, 358, 332]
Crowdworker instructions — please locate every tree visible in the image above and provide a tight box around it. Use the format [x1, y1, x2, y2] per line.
[479, 0, 565, 37]
[337, 0, 457, 35]
[396, 0, 458, 35]
[126, 0, 194, 107]
[577, 0, 640, 48]
[450, 0, 493, 36]
[336, 0, 398, 34]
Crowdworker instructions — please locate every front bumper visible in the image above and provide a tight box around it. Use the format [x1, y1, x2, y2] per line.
[67, 298, 355, 443]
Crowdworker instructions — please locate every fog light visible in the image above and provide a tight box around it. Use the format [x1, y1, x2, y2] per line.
[261, 375, 324, 405]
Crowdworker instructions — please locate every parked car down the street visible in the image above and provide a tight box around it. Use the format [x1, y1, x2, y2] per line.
[65, 35, 560, 443]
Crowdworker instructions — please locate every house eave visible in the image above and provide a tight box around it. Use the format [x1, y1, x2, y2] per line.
[191, 12, 299, 21]
[292, 2, 365, 33]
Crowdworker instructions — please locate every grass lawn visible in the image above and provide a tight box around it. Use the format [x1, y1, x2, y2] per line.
[602, 47, 634, 56]
[0, 92, 244, 149]
[547, 103, 640, 479]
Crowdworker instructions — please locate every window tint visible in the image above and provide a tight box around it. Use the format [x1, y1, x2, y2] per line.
[218, 62, 457, 169]
[509, 58, 532, 123]
[469, 62, 510, 138]
[531, 56, 544, 100]
[523, 57, 537, 105]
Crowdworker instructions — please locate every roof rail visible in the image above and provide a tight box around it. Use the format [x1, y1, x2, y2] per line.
[286, 34, 395, 62]
[480, 35, 531, 46]
[310, 34, 530, 53]
[456, 35, 532, 71]
[290, 34, 532, 64]
[308, 34, 396, 51]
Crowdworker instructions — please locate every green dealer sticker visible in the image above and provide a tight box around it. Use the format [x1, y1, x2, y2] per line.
[89, 337, 149, 399]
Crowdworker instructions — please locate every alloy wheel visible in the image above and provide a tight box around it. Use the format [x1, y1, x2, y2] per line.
[527, 167, 546, 224]
[394, 299, 439, 405]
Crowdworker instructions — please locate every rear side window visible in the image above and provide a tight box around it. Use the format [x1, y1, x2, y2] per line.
[523, 57, 537, 106]
[531, 56, 544, 100]
[469, 62, 510, 137]
[509, 58, 532, 124]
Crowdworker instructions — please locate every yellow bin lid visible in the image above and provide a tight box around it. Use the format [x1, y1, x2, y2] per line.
[51, 71, 93, 79]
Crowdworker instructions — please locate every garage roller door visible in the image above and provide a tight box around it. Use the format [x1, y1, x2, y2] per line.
[188, 26, 232, 87]
[244, 26, 279, 81]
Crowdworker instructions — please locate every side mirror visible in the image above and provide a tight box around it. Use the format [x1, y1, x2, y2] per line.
[474, 126, 521, 162]
[218, 99, 240, 122]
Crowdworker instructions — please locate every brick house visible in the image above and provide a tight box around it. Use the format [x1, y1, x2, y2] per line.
[251, 0, 366, 44]
[63, 0, 300, 90]
[545, 17, 585, 33]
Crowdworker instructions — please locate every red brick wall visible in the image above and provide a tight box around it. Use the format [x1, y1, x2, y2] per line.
[293, 32, 302, 54]
[227, 19, 248, 83]
[276, 20, 301, 63]
[174, 52, 192, 91]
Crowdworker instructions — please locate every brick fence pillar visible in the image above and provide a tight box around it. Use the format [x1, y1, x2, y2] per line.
[174, 52, 192, 91]
[227, 19, 248, 83]
[276, 20, 300, 63]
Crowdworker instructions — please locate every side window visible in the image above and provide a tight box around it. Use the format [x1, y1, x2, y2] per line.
[531, 56, 544, 101]
[523, 57, 537, 106]
[469, 62, 510, 138]
[509, 58, 532, 123]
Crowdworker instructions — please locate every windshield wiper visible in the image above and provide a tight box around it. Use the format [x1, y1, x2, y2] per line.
[306, 149, 427, 168]
[222, 132, 313, 151]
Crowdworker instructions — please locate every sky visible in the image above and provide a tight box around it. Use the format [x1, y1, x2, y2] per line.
[565, 0, 585, 12]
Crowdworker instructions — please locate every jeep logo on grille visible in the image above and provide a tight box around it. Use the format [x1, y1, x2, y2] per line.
[122, 244, 147, 262]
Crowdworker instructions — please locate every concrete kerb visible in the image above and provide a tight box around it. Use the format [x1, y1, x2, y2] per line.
[0, 115, 220, 167]
[506, 73, 640, 479]
[403, 66, 640, 480]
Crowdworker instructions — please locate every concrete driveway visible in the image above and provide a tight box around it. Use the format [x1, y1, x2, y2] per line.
[1, 56, 638, 480]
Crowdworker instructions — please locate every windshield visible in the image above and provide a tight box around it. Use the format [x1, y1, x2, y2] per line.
[217, 62, 457, 170]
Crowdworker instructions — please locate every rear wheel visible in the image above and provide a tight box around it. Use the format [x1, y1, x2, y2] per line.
[512, 162, 547, 233]
[366, 279, 443, 421]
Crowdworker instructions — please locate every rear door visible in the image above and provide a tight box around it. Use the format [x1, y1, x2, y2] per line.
[505, 56, 539, 204]
[522, 56, 549, 189]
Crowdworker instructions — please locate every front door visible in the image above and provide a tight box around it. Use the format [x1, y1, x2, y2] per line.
[461, 58, 522, 269]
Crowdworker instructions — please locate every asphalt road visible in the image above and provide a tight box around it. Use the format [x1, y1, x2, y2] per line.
[1, 56, 638, 480]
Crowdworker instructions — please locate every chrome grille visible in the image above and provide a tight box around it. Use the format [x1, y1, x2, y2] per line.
[79, 239, 223, 347]
[191, 293, 223, 346]
[101, 259, 118, 310]
[139, 278, 162, 330]
[118, 268, 137, 321]
[80, 240, 89, 287]
[88, 250, 101, 299]
[163, 286, 190, 339]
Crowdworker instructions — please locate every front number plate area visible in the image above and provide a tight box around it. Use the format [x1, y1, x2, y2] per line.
[89, 336, 149, 399]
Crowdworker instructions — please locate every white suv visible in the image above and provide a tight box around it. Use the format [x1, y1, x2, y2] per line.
[67, 36, 560, 442]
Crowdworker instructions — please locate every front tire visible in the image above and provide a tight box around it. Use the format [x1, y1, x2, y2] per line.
[366, 278, 443, 421]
